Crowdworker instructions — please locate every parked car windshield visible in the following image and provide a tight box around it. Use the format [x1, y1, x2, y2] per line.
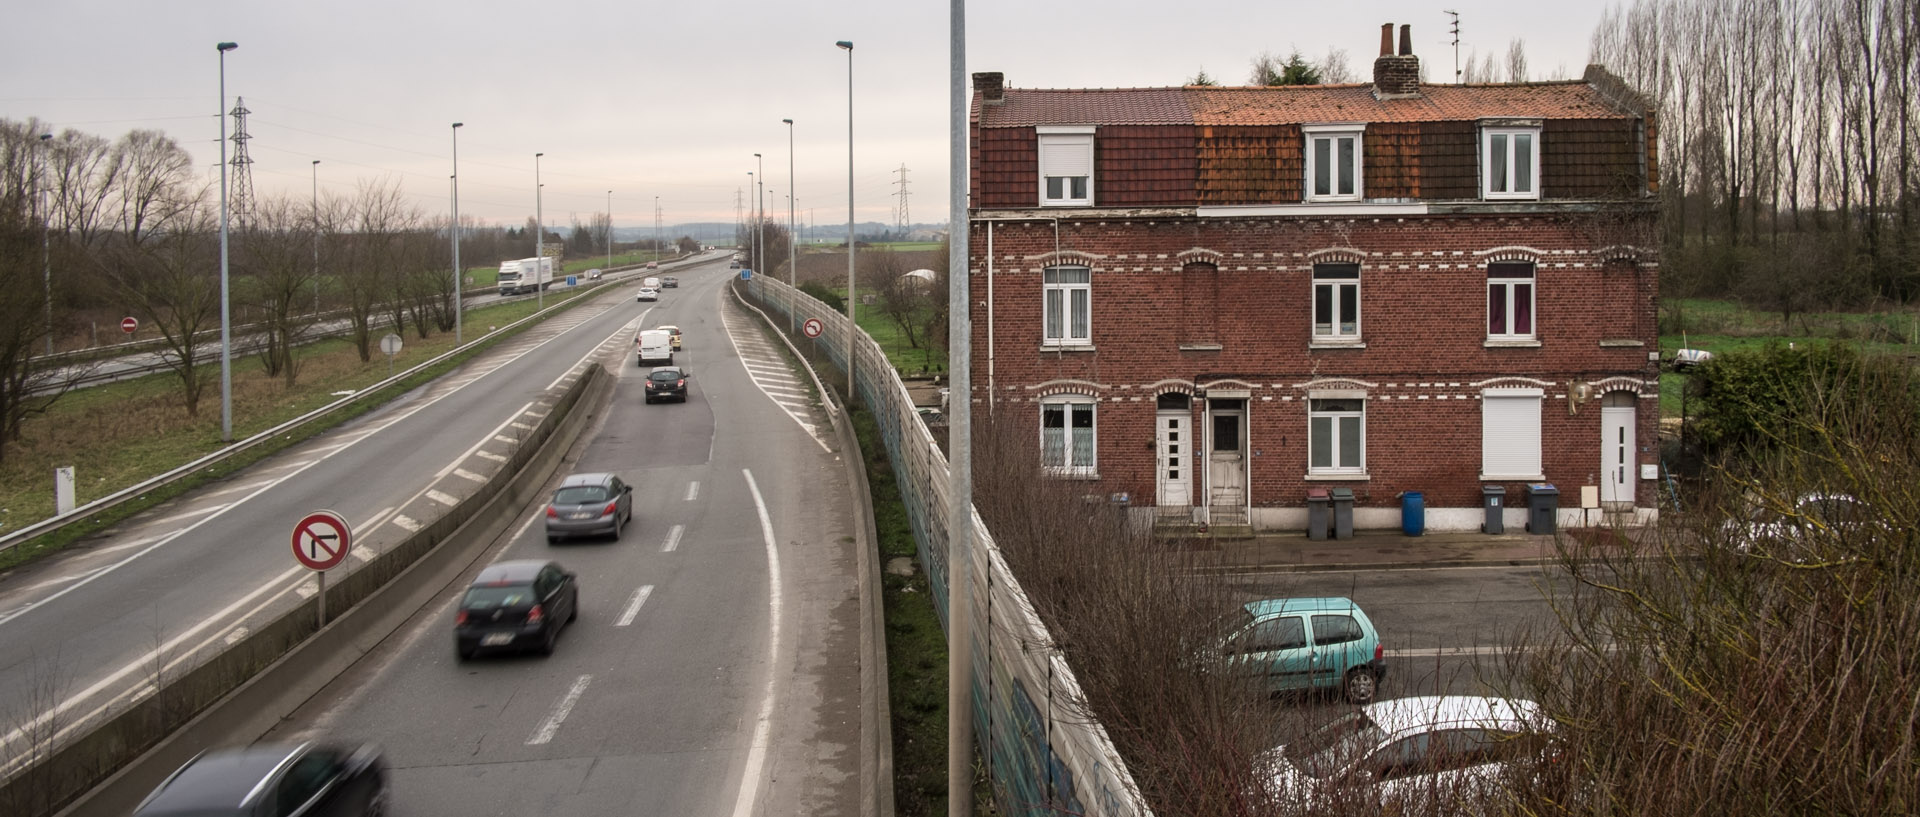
[462, 585, 532, 610]
[553, 486, 609, 504]
[1289, 710, 1387, 779]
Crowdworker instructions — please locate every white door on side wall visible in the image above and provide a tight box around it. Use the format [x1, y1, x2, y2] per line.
[1601, 393, 1636, 505]
[1156, 412, 1192, 507]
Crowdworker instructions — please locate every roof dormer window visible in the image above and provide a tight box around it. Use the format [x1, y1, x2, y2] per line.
[1038, 126, 1094, 206]
[1303, 124, 1365, 202]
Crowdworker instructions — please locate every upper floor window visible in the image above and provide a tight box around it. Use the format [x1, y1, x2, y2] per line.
[1312, 263, 1361, 341]
[1041, 396, 1097, 476]
[1043, 266, 1092, 346]
[1483, 127, 1540, 199]
[1303, 125, 1364, 202]
[1487, 263, 1536, 340]
[1038, 126, 1094, 206]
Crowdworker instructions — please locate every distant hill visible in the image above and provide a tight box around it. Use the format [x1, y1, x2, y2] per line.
[613, 221, 947, 245]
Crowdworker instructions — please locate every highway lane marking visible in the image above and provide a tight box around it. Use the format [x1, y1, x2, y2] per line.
[514, 508, 543, 542]
[148, 504, 227, 526]
[12, 565, 108, 593]
[494, 434, 517, 443]
[661, 524, 684, 553]
[361, 506, 397, 531]
[432, 402, 534, 479]
[544, 312, 647, 391]
[721, 301, 833, 455]
[201, 480, 272, 500]
[510, 422, 535, 431]
[453, 468, 487, 483]
[224, 627, 249, 645]
[474, 450, 508, 463]
[616, 585, 653, 627]
[426, 490, 458, 507]
[527, 674, 594, 745]
[391, 515, 422, 532]
[685, 482, 700, 501]
[730, 469, 785, 817]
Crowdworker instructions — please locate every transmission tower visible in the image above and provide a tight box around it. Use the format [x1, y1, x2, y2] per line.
[228, 97, 257, 225]
[892, 164, 911, 233]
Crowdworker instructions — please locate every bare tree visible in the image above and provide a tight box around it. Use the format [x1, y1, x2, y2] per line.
[236, 196, 315, 385]
[1504, 38, 1530, 82]
[341, 178, 411, 361]
[103, 193, 220, 416]
[1314, 47, 1355, 84]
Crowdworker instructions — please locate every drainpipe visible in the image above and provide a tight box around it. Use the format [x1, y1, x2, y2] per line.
[986, 221, 994, 410]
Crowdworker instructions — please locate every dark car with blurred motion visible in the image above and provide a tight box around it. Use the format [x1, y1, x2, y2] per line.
[454, 559, 579, 659]
[645, 366, 689, 403]
[134, 741, 387, 817]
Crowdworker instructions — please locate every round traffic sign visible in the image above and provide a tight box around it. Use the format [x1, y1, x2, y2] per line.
[120, 317, 138, 333]
[291, 510, 353, 571]
[380, 332, 403, 356]
[802, 318, 824, 339]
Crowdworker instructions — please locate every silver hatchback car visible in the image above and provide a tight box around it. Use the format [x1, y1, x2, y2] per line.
[544, 473, 633, 542]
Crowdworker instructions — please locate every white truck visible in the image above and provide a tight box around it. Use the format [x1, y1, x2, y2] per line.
[497, 257, 556, 296]
[635, 329, 674, 366]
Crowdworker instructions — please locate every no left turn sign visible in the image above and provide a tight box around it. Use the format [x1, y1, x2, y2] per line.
[291, 510, 353, 571]
[802, 318, 824, 338]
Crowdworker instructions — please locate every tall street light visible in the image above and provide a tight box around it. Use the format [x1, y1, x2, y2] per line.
[654, 195, 661, 264]
[217, 41, 237, 444]
[451, 122, 464, 345]
[837, 40, 855, 403]
[311, 160, 320, 314]
[753, 152, 764, 278]
[606, 190, 613, 271]
[783, 118, 797, 335]
[38, 133, 52, 356]
[746, 171, 754, 265]
[945, 4, 974, 815]
[535, 152, 545, 311]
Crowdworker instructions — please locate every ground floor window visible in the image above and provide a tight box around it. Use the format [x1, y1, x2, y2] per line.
[1481, 390, 1543, 479]
[1042, 397, 1097, 476]
[1308, 398, 1365, 474]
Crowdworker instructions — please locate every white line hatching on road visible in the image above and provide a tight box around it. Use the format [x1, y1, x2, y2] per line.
[616, 586, 654, 627]
[729, 469, 784, 817]
[527, 675, 593, 745]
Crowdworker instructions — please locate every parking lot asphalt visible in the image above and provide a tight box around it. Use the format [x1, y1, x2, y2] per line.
[1185, 525, 1639, 573]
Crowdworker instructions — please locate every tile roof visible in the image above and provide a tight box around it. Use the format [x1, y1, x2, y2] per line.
[976, 81, 1634, 128]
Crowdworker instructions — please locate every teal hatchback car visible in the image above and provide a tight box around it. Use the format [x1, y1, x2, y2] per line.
[1220, 597, 1387, 703]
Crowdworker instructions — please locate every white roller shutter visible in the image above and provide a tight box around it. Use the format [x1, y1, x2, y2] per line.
[1040, 134, 1093, 178]
[1482, 391, 1543, 478]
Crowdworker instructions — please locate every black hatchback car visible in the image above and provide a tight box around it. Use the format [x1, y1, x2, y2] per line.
[454, 559, 579, 660]
[134, 741, 387, 817]
[644, 366, 689, 403]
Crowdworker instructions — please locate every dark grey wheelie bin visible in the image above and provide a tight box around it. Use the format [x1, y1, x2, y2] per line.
[1482, 485, 1507, 534]
[1307, 488, 1331, 541]
[1525, 483, 1558, 534]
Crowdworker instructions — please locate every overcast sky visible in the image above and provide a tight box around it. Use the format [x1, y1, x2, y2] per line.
[1, 1, 1607, 232]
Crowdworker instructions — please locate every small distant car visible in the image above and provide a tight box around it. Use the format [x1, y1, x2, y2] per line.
[1262, 696, 1556, 811]
[544, 472, 632, 542]
[636, 287, 659, 302]
[729, 259, 741, 269]
[645, 366, 689, 403]
[646, 261, 658, 269]
[654, 324, 683, 351]
[1729, 493, 1874, 560]
[661, 276, 679, 288]
[134, 741, 388, 817]
[586, 268, 603, 280]
[454, 559, 580, 659]
[1671, 348, 1713, 370]
[1217, 597, 1387, 703]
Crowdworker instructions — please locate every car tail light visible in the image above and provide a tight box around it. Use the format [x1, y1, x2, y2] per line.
[546, 505, 559, 518]
[455, 609, 468, 626]
[1375, 643, 1385, 661]
[603, 501, 619, 516]
[527, 604, 544, 624]
[676, 379, 685, 387]
[646, 381, 656, 389]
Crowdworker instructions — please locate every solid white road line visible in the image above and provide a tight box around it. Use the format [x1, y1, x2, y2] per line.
[432, 402, 534, 479]
[616, 585, 653, 627]
[514, 508, 543, 542]
[661, 525, 684, 553]
[527, 674, 593, 745]
[544, 313, 647, 391]
[729, 469, 784, 817]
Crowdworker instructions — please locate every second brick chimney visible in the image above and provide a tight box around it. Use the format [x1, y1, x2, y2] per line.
[1371, 24, 1421, 98]
[974, 72, 1005, 103]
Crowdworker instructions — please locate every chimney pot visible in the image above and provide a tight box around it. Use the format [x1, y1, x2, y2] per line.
[1379, 23, 1394, 57]
[1399, 24, 1412, 56]
[973, 71, 1005, 103]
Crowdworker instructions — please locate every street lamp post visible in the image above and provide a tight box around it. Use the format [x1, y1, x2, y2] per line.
[783, 118, 797, 335]
[38, 133, 52, 356]
[535, 152, 545, 311]
[311, 160, 320, 314]
[217, 41, 237, 443]
[606, 190, 613, 271]
[654, 195, 660, 264]
[753, 153, 764, 278]
[452, 122, 464, 345]
[837, 40, 855, 403]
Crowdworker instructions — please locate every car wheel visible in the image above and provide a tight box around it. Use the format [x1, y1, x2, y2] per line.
[365, 782, 390, 817]
[1343, 667, 1378, 704]
[457, 645, 475, 662]
[547, 534, 559, 544]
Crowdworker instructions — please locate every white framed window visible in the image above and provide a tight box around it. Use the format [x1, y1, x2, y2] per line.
[1481, 390, 1543, 479]
[1483, 127, 1540, 199]
[1312, 263, 1361, 340]
[1041, 396, 1097, 476]
[1487, 263, 1536, 340]
[1303, 125, 1364, 201]
[1043, 266, 1091, 346]
[1308, 397, 1365, 474]
[1038, 126, 1094, 206]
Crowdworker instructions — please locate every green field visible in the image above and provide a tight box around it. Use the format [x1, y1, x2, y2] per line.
[1657, 297, 1920, 417]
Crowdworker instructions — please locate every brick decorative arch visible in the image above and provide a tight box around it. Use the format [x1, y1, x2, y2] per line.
[1471, 376, 1557, 389]
[1177, 248, 1224, 265]
[1292, 376, 1380, 390]
[1474, 246, 1545, 265]
[1305, 247, 1367, 266]
[1586, 376, 1648, 395]
[1026, 378, 1109, 398]
[1026, 249, 1105, 267]
[1146, 379, 1199, 396]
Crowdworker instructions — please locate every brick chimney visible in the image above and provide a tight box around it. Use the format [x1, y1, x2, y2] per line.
[1371, 23, 1421, 98]
[973, 72, 1005, 103]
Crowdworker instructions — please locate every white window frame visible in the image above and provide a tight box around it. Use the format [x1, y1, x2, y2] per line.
[1038, 126, 1095, 207]
[1303, 124, 1365, 202]
[1042, 265, 1092, 347]
[1307, 395, 1366, 476]
[1481, 389, 1544, 480]
[1041, 396, 1097, 477]
[1311, 263, 1362, 341]
[1482, 126, 1541, 200]
[1487, 263, 1537, 341]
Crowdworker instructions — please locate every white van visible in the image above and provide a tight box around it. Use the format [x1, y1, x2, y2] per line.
[641, 276, 662, 290]
[635, 329, 674, 366]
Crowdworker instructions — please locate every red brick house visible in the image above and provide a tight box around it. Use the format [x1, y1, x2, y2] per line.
[967, 24, 1661, 533]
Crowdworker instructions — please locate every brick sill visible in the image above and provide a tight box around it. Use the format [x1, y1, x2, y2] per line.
[1309, 341, 1367, 350]
[1483, 339, 1543, 349]
[1598, 339, 1646, 347]
[1179, 343, 1224, 352]
[1303, 473, 1371, 481]
[1040, 345, 1096, 353]
[1045, 470, 1101, 481]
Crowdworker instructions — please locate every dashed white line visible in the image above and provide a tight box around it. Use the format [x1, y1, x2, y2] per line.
[431, 401, 534, 479]
[391, 515, 422, 532]
[527, 675, 593, 745]
[616, 586, 654, 627]
[494, 434, 517, 444]
[223, 627, 249, 645]
[510, 422, 535, 431]
[453, 468, 487, 483]
[148, 504, 228, 526]
[685, 482, 700, 502]
[426, 489, 458, 506]
[475, 451, 508, 463]
[661, 524, 684, 553]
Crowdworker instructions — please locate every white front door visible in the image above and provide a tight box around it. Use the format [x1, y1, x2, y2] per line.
[1601, 400, 1635, 504]
[1207, 403, 1246, 509]
[1156, 412, 1192, 507]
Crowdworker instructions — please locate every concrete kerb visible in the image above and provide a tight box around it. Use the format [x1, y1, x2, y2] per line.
[34, 365, 610, 817]
[728, 281, 893, 817]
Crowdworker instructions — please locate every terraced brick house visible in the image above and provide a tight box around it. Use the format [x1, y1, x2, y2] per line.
[967, 24, 1661, 533]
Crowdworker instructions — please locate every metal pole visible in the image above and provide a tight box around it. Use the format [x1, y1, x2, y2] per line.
[785, 117, 797, 336]
[837, 41, 855, 404]
[217, 41, 237, 444]
[654, 196, 660, 264]
[311, 160, 321, 314]
[946, 4, 974, 814]
[535, 153, 545, 311]
[754, 153, 764, 278]
[452, 122, 463, 345]
[607, 190, 613, 271]
[39, 133, 52, 357]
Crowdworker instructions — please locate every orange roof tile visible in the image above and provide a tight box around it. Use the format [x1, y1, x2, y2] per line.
[976, 87, 1193, 127]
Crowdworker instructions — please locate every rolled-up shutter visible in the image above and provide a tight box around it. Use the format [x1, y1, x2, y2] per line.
[1482, 391, 1542, 478]
[1040, 134, 1093, 178]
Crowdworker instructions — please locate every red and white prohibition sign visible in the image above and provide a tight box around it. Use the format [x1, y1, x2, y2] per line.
[802, 318, 824, 338]
[291, 510, 353, 571]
